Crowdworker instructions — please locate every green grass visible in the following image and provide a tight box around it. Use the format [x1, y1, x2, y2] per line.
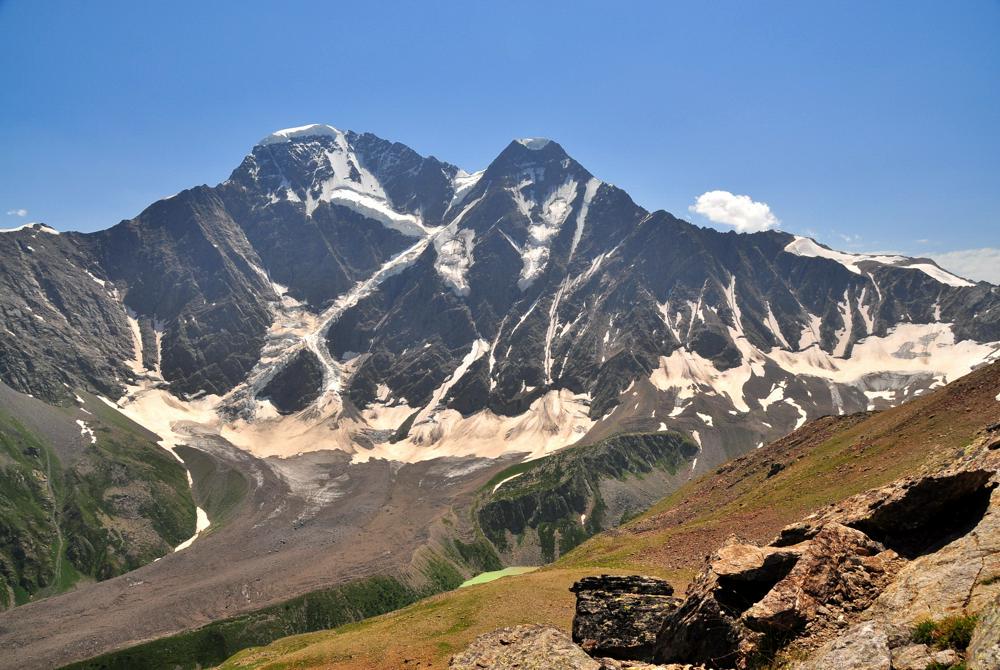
[0, 393, 197, 609]
[912, 613, 978, 651]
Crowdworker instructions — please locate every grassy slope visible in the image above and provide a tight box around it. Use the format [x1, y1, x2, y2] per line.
[0, 391, 196, 608]
[222, 360, 1000, 670]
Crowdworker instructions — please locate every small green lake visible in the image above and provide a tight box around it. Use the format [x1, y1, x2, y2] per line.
[459, 566, 538, 588]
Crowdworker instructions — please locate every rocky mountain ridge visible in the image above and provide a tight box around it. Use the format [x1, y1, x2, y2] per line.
[1, 124, 997, 479]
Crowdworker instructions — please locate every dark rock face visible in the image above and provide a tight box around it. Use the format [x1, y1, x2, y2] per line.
[571, 575, 680, 660]
[93, 187, 277, 397]
[0, 225, 137, 401]
[257, 349, 323, 414]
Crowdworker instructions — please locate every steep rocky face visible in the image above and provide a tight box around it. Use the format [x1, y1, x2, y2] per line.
[0, 224, 137, 402]
[91, 186, 277, 397]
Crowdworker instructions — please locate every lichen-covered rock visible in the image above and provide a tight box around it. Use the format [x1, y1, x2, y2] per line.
[890, 643, 934, 670]
[794, 621, 891, 670]
[449, 624, 600, 669]
[571, 575, 680, 660]
[970, 594, 1000, 669]
[868, 484, 1000, 628]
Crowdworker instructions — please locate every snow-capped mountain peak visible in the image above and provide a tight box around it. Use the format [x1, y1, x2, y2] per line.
[516, 137, 553, 150]
[257, 123, 342, 146]
[1, 124, 997, 481]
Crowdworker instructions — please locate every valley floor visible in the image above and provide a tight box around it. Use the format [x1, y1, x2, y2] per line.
[0, 428, 511, 670]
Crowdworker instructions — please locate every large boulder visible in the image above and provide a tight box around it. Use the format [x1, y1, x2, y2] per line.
[571, 575, 680, 660]
[449, 624, 601, 669]
[743, 523, 901, 634]
[654, 538, 803, 667]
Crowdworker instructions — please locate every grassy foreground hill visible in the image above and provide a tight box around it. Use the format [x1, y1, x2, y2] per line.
[220, 359, 1000, 670]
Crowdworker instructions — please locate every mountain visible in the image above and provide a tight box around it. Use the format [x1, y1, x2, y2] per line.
[0, 125, 996, 476]
[0, 124, 998, 668]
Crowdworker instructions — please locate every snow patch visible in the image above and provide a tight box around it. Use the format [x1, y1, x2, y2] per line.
[516, 178, 578, 290]
[492, 472, 524, 494]
[258, 123, 341, 145]
[0, 222, 59, 235]
[448, 169, 485, 211]
[516, 138, 552, 150]
[785, 237, 974, 286]
[434, 227, 476, 296]
[75, 420, 96, 444]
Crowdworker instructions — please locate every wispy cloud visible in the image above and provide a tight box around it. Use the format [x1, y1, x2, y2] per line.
[926, 248, 1000, 285]
[689, 190, 779, 233]
[6, 208, 27, 217]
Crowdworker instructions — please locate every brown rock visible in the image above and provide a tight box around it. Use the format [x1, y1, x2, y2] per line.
[743, 523, 901, 634]
[449, 624, 600, 669]
[655, 538, 801, 667]
[890, 643, 934, 670]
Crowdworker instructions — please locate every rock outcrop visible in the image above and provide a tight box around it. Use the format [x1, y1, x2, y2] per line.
[795, 620, 892, 670]
[449, 625, 602, 670]
[571, 575, 681, 660]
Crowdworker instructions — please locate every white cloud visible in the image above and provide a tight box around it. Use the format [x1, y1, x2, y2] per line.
[925, 248, 1000, 285]
[6, 208, 27, 217]
[689, 190, 780, 233]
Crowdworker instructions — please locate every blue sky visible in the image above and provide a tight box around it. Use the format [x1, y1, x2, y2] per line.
[2, 1, 998, 280]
